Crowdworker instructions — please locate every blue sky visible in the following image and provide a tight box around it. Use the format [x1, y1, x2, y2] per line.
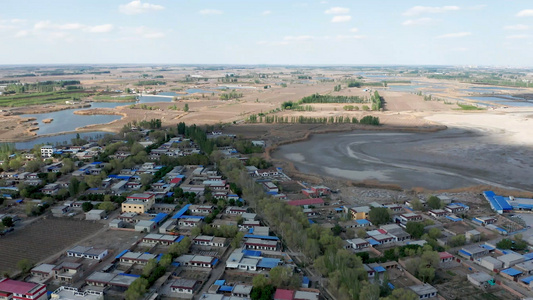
[1, 0, 533, 66]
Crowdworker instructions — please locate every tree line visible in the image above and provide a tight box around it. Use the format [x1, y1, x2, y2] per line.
[247, 114, 380, 125]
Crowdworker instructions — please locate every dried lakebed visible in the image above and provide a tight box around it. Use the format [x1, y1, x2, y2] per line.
[272, 128, 533, 191]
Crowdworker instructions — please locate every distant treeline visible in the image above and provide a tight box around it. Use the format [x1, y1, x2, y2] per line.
[247, 114, 380, 125]
[427, 74, 470, 80]
[370, 91, 383, 111]
[3, 80, 81, 94]
[300, 93, 366, 104]
[220, 90, 243, 100]
[6, 74, 36, 78]
[135, 80, 166, 86]
[347, 80, 411, 88]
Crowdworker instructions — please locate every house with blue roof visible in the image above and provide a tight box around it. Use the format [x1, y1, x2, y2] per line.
[458, 245, 489, 260]
[520, 275, 533, 289]
[500, 268, 523, 281]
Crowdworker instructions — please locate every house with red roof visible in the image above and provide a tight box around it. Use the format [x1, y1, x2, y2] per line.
[0, 278, 47, 300]
[274, 289, 295, 300]
[439, 252, 454, 263]
[287, 198, 324, 207]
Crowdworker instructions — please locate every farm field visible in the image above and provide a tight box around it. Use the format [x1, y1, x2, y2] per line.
[0, 218, 103, 274]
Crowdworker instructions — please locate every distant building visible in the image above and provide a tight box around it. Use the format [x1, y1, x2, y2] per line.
[67, 246, 108, 260]
[41, 145, 54, 158]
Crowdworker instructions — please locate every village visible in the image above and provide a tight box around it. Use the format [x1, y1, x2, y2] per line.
[0, 121, 532, 300]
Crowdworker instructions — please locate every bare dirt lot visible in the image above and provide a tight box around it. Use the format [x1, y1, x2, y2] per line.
[0, 218, 103, 274]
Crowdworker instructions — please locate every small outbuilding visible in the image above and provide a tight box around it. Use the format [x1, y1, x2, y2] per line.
[86, 209, 106, 221]
[135, 220, 156, 232]
[467, 272, 494, 287]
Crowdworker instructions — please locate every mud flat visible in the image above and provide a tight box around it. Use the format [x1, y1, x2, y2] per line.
[42, 118, 53, 123]
[272, 126, 533, 191]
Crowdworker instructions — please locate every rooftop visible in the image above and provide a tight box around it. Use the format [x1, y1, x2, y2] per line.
[171, 279, 197, 289]
[0, 278, 41, 295]
[408, 284, 438, 296]
[274, 289, 295, 300]
[31, 263, 55, 274]
[468, 272, 493, 282]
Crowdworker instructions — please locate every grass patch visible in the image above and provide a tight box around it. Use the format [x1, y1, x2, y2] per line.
[455, 103, 485, 110]
[0, 90, 93, 107]
[446, 270, 456, 276]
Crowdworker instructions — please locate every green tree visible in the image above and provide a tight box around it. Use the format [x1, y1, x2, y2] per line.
[142, 259, 158, 277]
[17, 259, 33, 274]
[168, 237, 191, 258]
[9, 158, 22, 171]
[184, 103, 189, 112]
[82, 202, 94, 212]
[69, 177, 80, 196]
[98, 201, 115, 212]
[25, 160, 43, 172]
[130, 143, 145, 156]
[159, 253, 173, 268]
[383, 288, 418, 300]
[496, 238, 513, 250]
[140, 173, 153, 186]
[357, 228, 367, 238]
[60, 158, 75, 173]
[417, 266, 435, 283]
[85, 175, 102, 188]
[231, 231, 245, 248]
[428, 227, 441, 239]
[427, 196, 441, 210]
[269, 266, 293, 288]
[2, 217, 14, 227]
[252, 274, 270, 288]
[359, 282, 380, 300]
[448, 234, 466, 247]
[405, 222, 425, 239]
[368, 207, 390, 226]
[125, 278, 148, 300]
[410, 198, 424, 211]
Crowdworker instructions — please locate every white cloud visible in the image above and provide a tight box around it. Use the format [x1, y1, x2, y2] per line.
[262, 10, 271, 15]
[331, 15, 352, 23]
[58, 23, 84, 30]
[34, 21, 52, 30]
[199, 9, 223, 15]
[320, 1, 328, 4]
[10, 19, 27, 24]
[325, 7, 350, 14]
[506, 34, 530, 39]
[504, 24, 529, 30]
[14, 30, 29, 37]
[335, 35, 365, 40]
[402, 17, 433, 26]
[350, 27, 358, 32]
[437, 32, 471, 38]
[86, 24, 114, 33]
[284, 35, 314, 41]
[403, 6, 459, 16]
[516, 9, 533, 17]
[32, 21, 113, 34]
[119, 0, 164, 15]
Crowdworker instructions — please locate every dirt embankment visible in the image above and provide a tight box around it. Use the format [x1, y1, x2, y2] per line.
[74, 108, 125, 116]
